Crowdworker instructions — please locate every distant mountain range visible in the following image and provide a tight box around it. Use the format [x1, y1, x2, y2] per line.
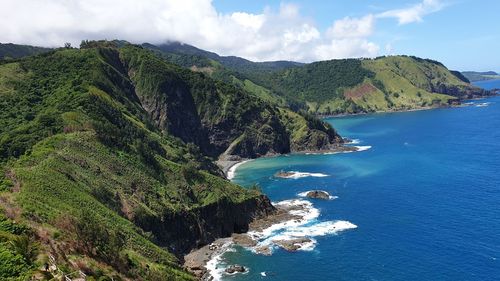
[461, 71, 500, 82]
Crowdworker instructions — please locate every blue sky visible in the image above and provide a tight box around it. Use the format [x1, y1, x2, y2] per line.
[213, 0, 499, 71]
[1, 0, 498, 71]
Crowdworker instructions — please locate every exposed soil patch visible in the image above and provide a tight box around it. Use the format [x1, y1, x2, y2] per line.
[344, 83, 377, 99]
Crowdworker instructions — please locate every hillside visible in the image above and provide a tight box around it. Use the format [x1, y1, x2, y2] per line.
[0, 42, 343, 280]
[0, 43, 52, 60]
[146, 43, 492, 115]
[462, 71, 500, 82]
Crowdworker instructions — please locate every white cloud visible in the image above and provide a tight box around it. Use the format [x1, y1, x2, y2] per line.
[377, 0, 444, 24]
[327, 15, 375, 39]
[315, 39, 380, 60]
[0, 0, 446, 62]
[230, 12, 265, 30]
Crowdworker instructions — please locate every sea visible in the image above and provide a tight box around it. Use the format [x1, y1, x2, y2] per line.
[213, 80, 500, 281]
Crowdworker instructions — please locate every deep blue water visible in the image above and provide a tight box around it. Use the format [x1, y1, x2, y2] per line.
[219, 81, 500, 281]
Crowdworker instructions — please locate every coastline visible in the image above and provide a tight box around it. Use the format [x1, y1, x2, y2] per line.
[319, 95, 499, 119]
[319, 104, 442, 119]
[217, 145, 362, 180]
[190, 144, 368, 280]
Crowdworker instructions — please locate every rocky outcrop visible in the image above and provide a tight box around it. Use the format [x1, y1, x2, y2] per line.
[274, 238, 312, 252]
[430, 83, 494, 100]
[225, 265, 246, 274]
[303, 190, 331, 200]
[135, 195, 275, 256]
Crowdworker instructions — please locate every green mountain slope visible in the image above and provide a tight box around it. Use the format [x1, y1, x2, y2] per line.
[146, 43, 492, 115]
[0, 42, 341, 280]
[248, 56, 491, 114]
[0, 43, 52, 60]
[462, 71, 500, 82]
[143, 43, 290, 107]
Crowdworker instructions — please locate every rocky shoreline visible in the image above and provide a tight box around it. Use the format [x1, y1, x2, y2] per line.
[183, 200, 312, 279]
[190, 144, 364, 280]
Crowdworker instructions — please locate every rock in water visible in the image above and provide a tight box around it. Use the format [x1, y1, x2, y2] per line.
[275, 171, 296, 178]
[225, 264, 246, 274]
[273, 238, 312, 251]
[305, 190, 331, 200]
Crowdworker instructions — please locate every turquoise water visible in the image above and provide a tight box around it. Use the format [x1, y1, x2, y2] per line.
[219, 81, 500, 281]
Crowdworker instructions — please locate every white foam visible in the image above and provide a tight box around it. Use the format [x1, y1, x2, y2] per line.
[354, 145, 372, 152]
[277, 171, 329, 179]
[206, 199, 357, 279]
[247, 199, 356, 254]
[350, 139, 361, 144]
[475, 102, 491, 107]
[205, 242, 233, 281]
[297, 190, 338, 200]
[227, 160, 252, 180]
[284, 220, 358, 237]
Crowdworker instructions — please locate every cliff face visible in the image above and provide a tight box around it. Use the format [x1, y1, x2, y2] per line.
[430, 83, 493, 99]
[120, 46, 343, 159]
[136, 195, 275, 255]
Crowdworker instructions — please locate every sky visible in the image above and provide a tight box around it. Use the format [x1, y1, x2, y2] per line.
[1, 0, 498, 71]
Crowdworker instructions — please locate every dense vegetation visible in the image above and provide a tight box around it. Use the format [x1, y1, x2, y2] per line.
[0, 43, 52, 60]
[261, 59, 374, 102]
[461, 71, 500, 82]
[0, 42, 341, 280]
[147, 42, 491, 115]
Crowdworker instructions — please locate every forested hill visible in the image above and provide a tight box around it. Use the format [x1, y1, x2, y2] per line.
[146, 42, 493, 115]
[462, 71, 500, 82]
[0, 43, 52, 59]
[0, 42, 342, 280]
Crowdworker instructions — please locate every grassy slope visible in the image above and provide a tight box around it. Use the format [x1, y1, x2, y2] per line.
[325, 57, 458, 113]
[148, 42, 485, 115]
[0, 46, 265, 280]
[146, 45, 287, 107]
[248, 56, 478, 115]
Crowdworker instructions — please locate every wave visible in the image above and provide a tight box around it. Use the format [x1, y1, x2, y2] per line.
[349, 138, 361, 144]
[205, 241, 234, 281]
[248, 199, 356, 254]
[354, 145, 372, 151]
[297, 190, 338, 200]
[475, 102, 491, 107]
[206, 199, 357, 280]
[227, 160, 252, 180]
[276, 171, 329, 179]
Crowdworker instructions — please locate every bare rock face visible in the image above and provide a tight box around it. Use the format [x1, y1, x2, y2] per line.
[304, 190, 330, 200]
[273, 238, 312, 252]
[274, 171, 296, 178]
[225, 265, 246, 274]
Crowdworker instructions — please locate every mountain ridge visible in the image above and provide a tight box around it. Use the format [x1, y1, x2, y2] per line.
[141, 42, 493, 115]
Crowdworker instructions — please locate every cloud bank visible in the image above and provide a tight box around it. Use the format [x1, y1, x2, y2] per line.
[0, 0, 444, 62]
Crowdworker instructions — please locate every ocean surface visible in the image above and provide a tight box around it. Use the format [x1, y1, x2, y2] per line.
[216, 80, 500, 281]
